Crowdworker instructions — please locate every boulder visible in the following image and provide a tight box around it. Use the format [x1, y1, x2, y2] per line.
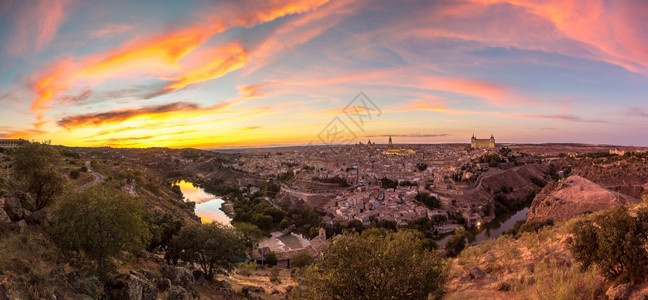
[607, 284, 633, 300]
[242, 285, 265, 296]
[469, 267, 486, 279]
[162, 266, 194, 289]
[167, 285, 190, 300]
[13, 191, 35, 212]
[247, 292, 264, 300]
[3, 195, 23, 221]
[104, 273, 158, 300]
[27, 209, 48, 225]
[156, 278, 172, 292]
[0, 209, 10, 224]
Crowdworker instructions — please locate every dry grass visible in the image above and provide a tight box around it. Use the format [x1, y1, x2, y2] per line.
[447, 216, 606, 300]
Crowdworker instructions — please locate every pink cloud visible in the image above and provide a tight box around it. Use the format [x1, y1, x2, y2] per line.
[6, 0, 73, 56]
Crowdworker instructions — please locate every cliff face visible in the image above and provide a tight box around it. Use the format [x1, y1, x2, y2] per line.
[526, 175, 638, 223]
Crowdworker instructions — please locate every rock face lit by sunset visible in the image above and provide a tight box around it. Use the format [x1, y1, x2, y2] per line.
[1, 0, 648, 148]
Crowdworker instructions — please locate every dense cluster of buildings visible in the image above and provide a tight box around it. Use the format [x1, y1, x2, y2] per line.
[0, 139, 27, 148]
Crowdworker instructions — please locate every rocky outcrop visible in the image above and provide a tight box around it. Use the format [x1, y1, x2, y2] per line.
[104, 271, 158, 300]
[162, 266, 194, 289]
[167, 285, 190, 300]
[527, 175, 638, 223]
[606, 284, 633, 300]
[0, 208, 10, 224]
[3, 194, 24, 221]
[469, 267, 486, 279]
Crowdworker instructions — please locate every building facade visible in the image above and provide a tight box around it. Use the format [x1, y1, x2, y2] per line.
[0, 139, 27, 148]
[471, 134, 495, 149]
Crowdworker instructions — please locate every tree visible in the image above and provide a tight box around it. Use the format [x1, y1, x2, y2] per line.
[171, 222, 246, 280]
[265, 251, 278, 266]
[445, 231, 466, 257]
[51, 186, 150, 279]
[570, 206, 648, 283]
[146, 211, 185, 253]
[291, 252, 314, 268]
[14, 142, 68, 209]
[302, 229, 449, 299]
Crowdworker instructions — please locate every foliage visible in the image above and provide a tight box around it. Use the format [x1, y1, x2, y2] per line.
[13, 142, 68, 209]
[504, 219, 554, 237]
[269, 266, 281, 283]
[302, 229, 449, 300]
[145, 211, 185, 253]
[415, 192, 441, 209]
[380, 177, 398, 190]
[416, 162, 428, 171]
[569, 206, 648, 283]
[279, 170, 295, 181]
[445, 231, 466, 257]
[233, 222, 264, 246]
[69, 169, 80, 179]
[265, 251, 278, 266]
[169, 222, 246, 280]
[51, 186, 150, 279]
[237, 261, 258, 276]
[312, 175, 349, 187]
[479, 154, 503, 167]
[291, 252, 314, 268]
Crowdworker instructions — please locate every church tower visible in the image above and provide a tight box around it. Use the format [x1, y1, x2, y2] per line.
[388, 135, 393, 150]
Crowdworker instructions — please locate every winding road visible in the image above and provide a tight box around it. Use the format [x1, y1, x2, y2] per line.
[78, 161, 104, 190]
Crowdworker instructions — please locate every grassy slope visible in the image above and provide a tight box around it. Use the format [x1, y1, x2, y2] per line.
[446, 201, 648, 300]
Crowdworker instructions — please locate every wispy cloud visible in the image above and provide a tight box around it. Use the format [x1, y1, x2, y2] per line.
[6, 0, 73, 56]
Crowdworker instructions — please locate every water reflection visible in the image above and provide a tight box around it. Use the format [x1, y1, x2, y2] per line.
[174, 180, 232, 225]
[435, 207, 529, 248]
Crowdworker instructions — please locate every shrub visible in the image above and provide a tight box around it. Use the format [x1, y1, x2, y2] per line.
[265, 251, 278, 266]
[302, 229, 448, 299]
[569, 207, 648, 283]
[69, 169, 80, 179]
[14, 142, 68, 209]
[290, 252, 314, 268]
[445, 231, 467, 257]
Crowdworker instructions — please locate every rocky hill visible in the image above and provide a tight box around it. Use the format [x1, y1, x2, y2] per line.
[526, 175, 639, 223]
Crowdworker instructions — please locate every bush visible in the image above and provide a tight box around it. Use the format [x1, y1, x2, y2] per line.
[302, 230, 448, 299]
[569, 207, 648, 283]
[265, 251, 278, 266]
[445, 231, 467, 257]
[290, 252, 314, 268]
[69, 169, 80, 179]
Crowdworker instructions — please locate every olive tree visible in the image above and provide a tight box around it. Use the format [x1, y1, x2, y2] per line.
[170, 222, 246, 280]
[14, 142, 67, 209]
[302, 229, 449, 299]
[51, 186, 150, 278]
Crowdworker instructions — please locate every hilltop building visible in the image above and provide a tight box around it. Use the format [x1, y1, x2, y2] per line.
[471, 134, 495, 149]
[383, 135, 415, 156]
[0, 139, 27, 148]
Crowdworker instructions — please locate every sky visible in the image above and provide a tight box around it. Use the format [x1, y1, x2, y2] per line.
[1, 0, 648, 148]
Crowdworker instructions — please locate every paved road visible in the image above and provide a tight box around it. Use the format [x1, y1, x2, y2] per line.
[78, 161, 104, 190]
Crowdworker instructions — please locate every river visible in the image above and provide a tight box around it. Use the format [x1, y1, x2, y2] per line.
[174, 180, 232, 225]
[435, 207, 529, 248]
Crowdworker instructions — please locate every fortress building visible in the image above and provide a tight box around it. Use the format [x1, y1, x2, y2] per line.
[471, 134, 495, 149]
[0, 139, 27, 148]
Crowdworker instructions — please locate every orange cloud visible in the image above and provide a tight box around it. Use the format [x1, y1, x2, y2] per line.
[164, 43, 249, 92]
[57, 102, 203, 129]
[28, 0, 330, 123]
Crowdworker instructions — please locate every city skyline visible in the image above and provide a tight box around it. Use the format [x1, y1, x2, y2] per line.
[1, 0, 648, 148]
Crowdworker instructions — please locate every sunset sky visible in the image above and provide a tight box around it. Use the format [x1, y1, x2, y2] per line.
[1, 0, 648, 148]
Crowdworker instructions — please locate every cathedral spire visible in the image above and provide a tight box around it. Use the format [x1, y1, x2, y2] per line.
[388, 134, 393, 149]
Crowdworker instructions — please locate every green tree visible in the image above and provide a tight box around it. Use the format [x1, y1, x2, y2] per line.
[171, 222, 246, 280]
[302, 229, 449, 299]
[51, 186, 150, 279]
[290, 252, 314, 268]
[265, 251, 278, 266]
[445, 231, 466, 257]
[14, 142, 68, 209]
[570, 206, 648, 283]
[146, 211, 185, 253]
